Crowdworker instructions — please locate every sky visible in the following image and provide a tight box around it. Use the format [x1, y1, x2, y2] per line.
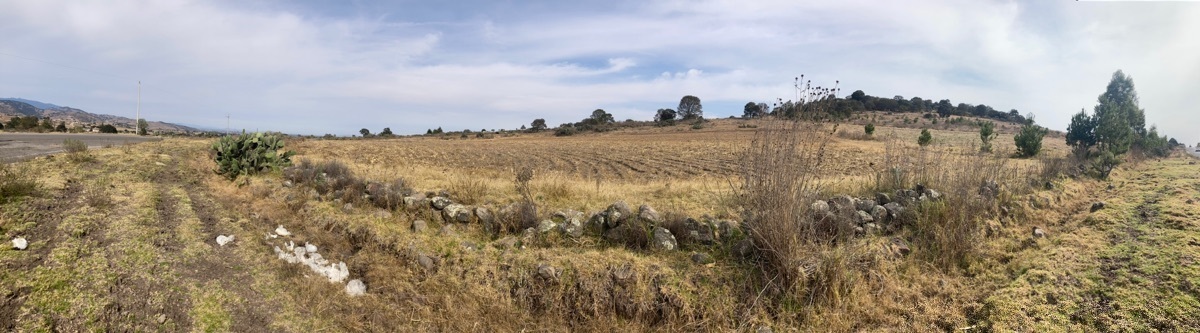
[1, 0, 1197, 142]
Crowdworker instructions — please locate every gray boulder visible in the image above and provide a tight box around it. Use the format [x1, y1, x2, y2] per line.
[1090, 201, 1105, 212]
[684, 217, 716, 245]
[475, 207, 494, 225]
[417, 253, 436, 271]
[883, 202, 905, 219]
[717, 220, 741, 242]
[403, 194, 428, 210]
[870, 205, 888, 222]
[875, 192, 891, 205]
[443, 204, 472, 223]
[811, 200, 830, 214]
[889, 237, 911, 257]
[924, 189, 942, 201]
[430, 196, 452, 210]
[555, 210, 585, 238]
[584, 212, 607, 236]
[411, 220, 427, 233]
[829, 195, 855, 211]
[638, 204, 661, 224]
[475, 207, 496, 234]
[537, 220, 557, 234]
[651, 227, 677, 251]
[732, 239, 755, 259]
[856, 199, 877, 212]
[537, 263, 558, 281]
[605, 201, 632, 228]
[856, 210, 874, 223]
[690, 252, 714, 265]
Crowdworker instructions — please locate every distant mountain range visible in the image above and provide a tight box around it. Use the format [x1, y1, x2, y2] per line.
[0, 98, 200, 133]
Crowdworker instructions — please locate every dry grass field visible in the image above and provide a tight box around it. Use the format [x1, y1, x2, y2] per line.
[291, 117, 1065, 217]
[1, 117, 1197, 332]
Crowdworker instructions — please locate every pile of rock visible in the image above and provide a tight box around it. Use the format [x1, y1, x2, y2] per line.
[268, 226, 365, 297]
[809, 184, 945, 236]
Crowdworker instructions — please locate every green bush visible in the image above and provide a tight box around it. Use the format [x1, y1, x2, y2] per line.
[554, 126, 577, 137]
[1014, 124, 1047, 158]
[918, 129, 932, 146]
[62, 139, 88, 154]
[211, 132, 295, 180]
[979, 122, 996, 153]
[0, 165, 37, 203]
[864, 123, 875, 136]
[1094, 150, 1120, 179]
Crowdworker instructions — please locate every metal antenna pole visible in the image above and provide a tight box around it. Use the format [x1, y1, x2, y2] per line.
[136, 81, 141, 135]
[226, 114, 230, 135]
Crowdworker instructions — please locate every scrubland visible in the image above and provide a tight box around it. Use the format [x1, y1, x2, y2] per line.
[0, 116, 1197, 332]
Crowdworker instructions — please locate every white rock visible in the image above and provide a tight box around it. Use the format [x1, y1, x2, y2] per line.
[274, 225, 291, 237]
[326, 262, 349, 283]
[215, 235, 235, 247]
[345, 279, 367, 296]
[12, 237, 28, 250]
[273, 240, 349, 283]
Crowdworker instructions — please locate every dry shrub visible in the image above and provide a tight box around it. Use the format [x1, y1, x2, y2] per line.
[0, 165, 38, 203]
[835, 129, 874, 141]
[367, 178, 411, 210]
[448, 175, 488, 205]
[661, 211, 692, 246]
[62, 139, 88, 154]
[284, 158, 359, 195]
[740, 87, 875, 311]
[538, 178, 573, 202]
[498, 166, 539, 234]
[62, 139, 95, 163]
[1038, 154, 1071, 183]
[873, 136, 1027, 269]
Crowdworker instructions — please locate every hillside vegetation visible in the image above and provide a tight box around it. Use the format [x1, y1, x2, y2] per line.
[0, 117, 1195, 331]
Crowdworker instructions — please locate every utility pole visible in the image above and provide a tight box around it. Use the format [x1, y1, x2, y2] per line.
[226, 114, 230, 136]
[136, 81, 141, 135]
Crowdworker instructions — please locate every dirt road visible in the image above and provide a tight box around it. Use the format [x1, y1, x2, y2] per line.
[0, 133, 159, 163]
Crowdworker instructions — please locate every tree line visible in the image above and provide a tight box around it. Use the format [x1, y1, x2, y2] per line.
[740, 90, 1027, 124]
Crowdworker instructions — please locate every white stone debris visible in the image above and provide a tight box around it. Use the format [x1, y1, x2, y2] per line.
[345, 279, 367, 296]
[275, 225, 291, 237]
[304, 242, 318, 253]
[215, 235, 235, 247]
[12, 237, 28, 250]
[272, 241, 349, 283]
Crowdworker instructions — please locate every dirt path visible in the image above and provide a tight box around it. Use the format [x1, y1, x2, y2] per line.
[0, 140, 299, 331]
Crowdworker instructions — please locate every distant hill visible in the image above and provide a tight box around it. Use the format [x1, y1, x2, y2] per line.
[0, 99, 200, 133]
[0, 98, 62, 110]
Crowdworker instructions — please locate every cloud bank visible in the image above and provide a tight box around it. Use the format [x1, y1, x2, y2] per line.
[1, 0, 1196, 142]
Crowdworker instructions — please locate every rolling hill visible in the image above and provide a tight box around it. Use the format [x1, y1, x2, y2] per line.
[0, 98, 199, 133]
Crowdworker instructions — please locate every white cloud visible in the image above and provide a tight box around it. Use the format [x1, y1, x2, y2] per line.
[0, 0, 1197, 143]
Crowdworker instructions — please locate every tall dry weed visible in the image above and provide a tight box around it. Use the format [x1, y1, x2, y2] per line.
[739, 79, 875, 309]
[872, 135, 1028, 269]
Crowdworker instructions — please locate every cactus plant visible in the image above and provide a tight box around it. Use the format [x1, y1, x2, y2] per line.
[211, 131, 295, 180]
